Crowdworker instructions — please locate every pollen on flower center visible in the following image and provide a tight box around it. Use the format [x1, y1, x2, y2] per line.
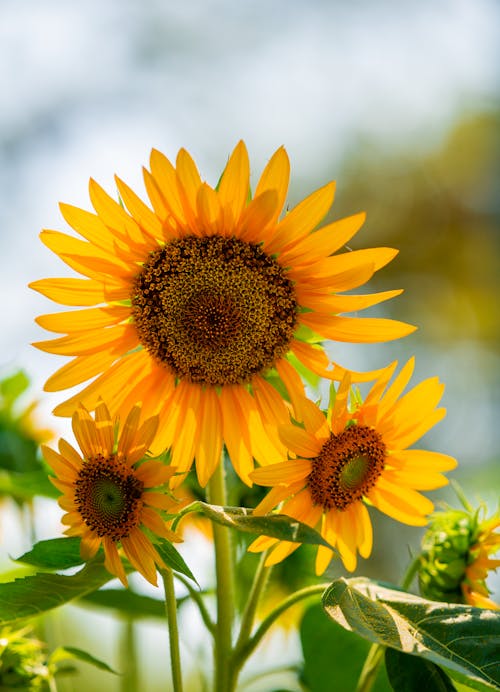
[307, 425, 386, 511]
[132, 235, 298, 386]
[75, 453, 144, 541]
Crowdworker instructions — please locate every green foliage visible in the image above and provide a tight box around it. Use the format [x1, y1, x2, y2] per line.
[50, 646, 118, 675]
[0, 561, 113, 626]
[15, 538, 84, 571]
[0, 626, 50, 690]
[175, 501, 334, 549]
[0, 470, 58, 501]
[155, 539, 198, 583]
[81, 589, 165, 619]
[300, 603, 391, 692]
[385, 649, 457, 691]
[322, 578, 500, 689]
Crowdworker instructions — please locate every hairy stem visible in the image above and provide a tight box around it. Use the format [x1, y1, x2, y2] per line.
[207, 459, 236, 692]
[161, 568, 183, 692]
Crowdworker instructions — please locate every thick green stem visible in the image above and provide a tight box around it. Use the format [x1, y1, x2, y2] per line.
[355, 643, 385, 692]
[233, 583, 329, 668]
[161, 568, 183, 692]
[207, 459, 236, 692]
[120, 618, 138, 692]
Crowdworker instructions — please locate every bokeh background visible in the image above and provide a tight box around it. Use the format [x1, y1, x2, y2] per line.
[1, 0, 498, 690]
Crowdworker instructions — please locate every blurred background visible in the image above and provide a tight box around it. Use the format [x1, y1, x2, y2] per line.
[0, 0, 498, 689]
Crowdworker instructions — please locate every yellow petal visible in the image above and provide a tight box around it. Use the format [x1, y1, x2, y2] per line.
[103, 536, 128, 587]
[149, 148, 187, 226]
[217, 140, 250, 222]
[251, 459, 312, 486]
[115, 175, 163, 239]
[280, 212, 366, 264]
[35, 305, 130, 334]
[254, 146, 290, 224]
[299, 314, 416, 343]
[278, 425, 321, 458]
[195, 387, 223, 487]
[29, 278, 106, 306]
[267, 182, 336, 253]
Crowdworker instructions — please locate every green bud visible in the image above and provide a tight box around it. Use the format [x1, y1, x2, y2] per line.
[418, 509, 479, 604]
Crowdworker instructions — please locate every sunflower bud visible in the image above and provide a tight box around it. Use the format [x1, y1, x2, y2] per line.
[418, 505, 500, 609]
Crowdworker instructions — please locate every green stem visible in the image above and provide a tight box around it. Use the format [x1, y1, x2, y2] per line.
[234, 583, 329, 668]
[355, 554, 422, 692]
[161, 568, 183, 692]
[235, 552, 271, 653]
[207, 459, 236, 692]
[119, 618, 138, 692]
[355, 643, 385, 692]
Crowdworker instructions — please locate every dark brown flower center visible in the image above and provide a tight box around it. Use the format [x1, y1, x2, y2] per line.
[131, 236, 298, 386]
[307, 425, 386, 511]
[75, 453, 144, 540]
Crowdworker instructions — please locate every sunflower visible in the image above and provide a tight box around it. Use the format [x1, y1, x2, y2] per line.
[31, 141, 415, 487]
[248, 358, 457, 574]
[419, 505, 500, 609]
[42, 402, 180, 587]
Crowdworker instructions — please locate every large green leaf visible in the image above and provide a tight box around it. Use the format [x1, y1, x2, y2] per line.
[385, 649, 457, 691]
[300, 603, 391, 692]
[15, 537, 84, 570]
[80, 588, 165, 619]
[0, 561, 113, 626]
[176, 502, 333, 549]
[322, 578, 500, 689]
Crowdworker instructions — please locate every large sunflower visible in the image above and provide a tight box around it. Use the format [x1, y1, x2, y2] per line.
[43, 402, 179, 586]
[248, 358, 457, 574]
[31, 141, 415, 486]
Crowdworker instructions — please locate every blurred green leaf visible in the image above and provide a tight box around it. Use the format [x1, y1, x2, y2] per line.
[80, 588, 165, 619]
[155, 540, 198, 584]
[0, 371, 30, 410]
[322, 578, 500, 689]
[50, 646, 118, 675]
[300, 603, 391, 692]
[0, 561, 113, 625]
[15, 538, 84, 570]
[385, 649, 457, 691]
[177, 502, 333, 549]
[0, 469, 58, 500]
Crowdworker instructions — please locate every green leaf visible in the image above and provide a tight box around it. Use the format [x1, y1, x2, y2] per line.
[178, 502, 334, 549]
[322, 578, 500, 689]
[80, 588, 165, 620]
[0, 371, 30, 410]
[155, 540, 198, 584]
[15, 538, 84, 570]
[0, 560, 113, 625]
[50, 646, 118, 675]
[300, 603, 391, 692]
[0, 469, 59, 500]
[385, 649, 457, 691]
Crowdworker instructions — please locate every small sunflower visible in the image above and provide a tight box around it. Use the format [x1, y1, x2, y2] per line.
[419, 505, 500, 609]
[31, 141, 415, 486]
[248, 358, 457, 574]
[42, 402, 180, 587]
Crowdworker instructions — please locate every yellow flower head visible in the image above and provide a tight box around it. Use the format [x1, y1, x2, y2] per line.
[31, 141, 415, 487]
[42, 402, 180, 587]
[249, 358, 457, 574]
[419, 504, 500, 609]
